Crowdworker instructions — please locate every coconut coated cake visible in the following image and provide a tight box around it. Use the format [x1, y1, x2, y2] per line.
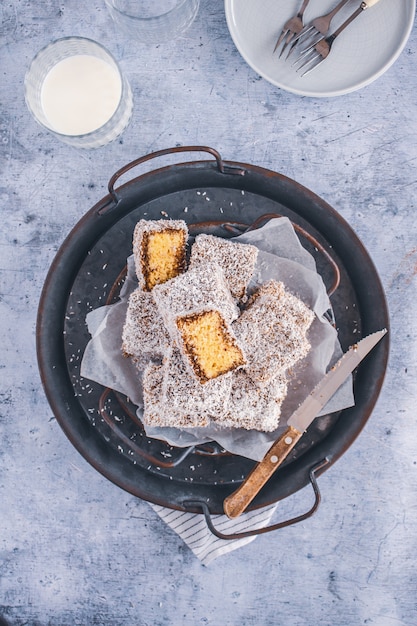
[122, 219, 315, 433]
[142, 348, 232, 428]
[132, 219, 188, 291]
[189, 233, 258, 300]
[233, 280, 315, 384]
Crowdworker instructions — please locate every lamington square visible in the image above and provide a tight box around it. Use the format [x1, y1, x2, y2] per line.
[152, 261, 239, 333]
[132, 219, 188, 291]
[233, 280, 314, 384]
[189, 234, 258, 300]
[142, 348, 232, 428]
[122, 287, 170, 361]
[152, 262, 244, 382]
[217, 370, 288, 432]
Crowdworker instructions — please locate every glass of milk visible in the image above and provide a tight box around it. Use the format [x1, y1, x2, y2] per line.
[104, 0, 200, 43]
[25, 37, 133, 149]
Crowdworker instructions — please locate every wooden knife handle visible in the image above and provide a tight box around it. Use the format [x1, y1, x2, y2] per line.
[223, 425, 303, 519]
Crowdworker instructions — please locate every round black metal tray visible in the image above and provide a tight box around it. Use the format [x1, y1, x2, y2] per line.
[37, 146, 389, 521]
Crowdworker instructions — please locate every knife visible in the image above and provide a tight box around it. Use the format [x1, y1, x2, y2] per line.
[223, 329, 387, 519]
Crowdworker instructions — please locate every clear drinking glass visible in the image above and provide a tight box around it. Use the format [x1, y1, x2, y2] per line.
[24, 37, 133, 149]
[104, 0, 200, 43]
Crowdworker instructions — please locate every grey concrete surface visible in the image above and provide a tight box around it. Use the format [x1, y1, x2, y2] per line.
[1, 1, 416, 625]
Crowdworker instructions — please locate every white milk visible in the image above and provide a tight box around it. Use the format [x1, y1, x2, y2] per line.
[40, 55, 122, 136]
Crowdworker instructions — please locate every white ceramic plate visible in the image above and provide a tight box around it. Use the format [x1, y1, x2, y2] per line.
[225, 0, 415, 97]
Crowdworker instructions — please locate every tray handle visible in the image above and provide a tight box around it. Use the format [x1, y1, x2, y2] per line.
[107, 145, 246, 204]
[182, 458, 331, 540]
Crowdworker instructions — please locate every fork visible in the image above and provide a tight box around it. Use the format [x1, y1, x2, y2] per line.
[273, 0, 311, 57]
[286, 0, 352, 58]
[293, 0, 382, 76]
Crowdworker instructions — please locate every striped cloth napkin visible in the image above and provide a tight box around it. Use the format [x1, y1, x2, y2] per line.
[149, 502, 277, 565]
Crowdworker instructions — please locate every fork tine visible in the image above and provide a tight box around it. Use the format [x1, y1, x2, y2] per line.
[292, 42, 317, 66]
[297, 32, 323, 52]
[296, 52, 320, 74]
[282, 25, 314, 60]
[285, 29, 321, 60]
[291, 24, 315, 47]
[296, 30, 321, 48]
[279, 32, 297, 58]
[299, 55, 324, 76]
[283, 39, 299, 61]
[273, 29, 289, 53]
[295, 50, 317, 69]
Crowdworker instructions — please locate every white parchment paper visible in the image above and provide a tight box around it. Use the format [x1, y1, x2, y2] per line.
[80, 217, 354, 461]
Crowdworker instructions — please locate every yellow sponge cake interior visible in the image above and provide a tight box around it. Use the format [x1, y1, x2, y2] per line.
[132, 219, 188, 292]
[176, 310, 246, 383]
[142, 229, 186, 291]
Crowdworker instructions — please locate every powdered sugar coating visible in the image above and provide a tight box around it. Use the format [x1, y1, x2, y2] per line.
[142, 348, 232, 428]
[189, 234, 258, 300]
[122, 287, 170, 359]
[233, 280, 314, 384]
[218, 370, 288, 431]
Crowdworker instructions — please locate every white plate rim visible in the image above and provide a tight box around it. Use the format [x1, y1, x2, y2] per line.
[224, 0, 416, 97]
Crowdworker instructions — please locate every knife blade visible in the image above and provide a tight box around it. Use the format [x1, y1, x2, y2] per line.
[223, 329, 387, 519]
